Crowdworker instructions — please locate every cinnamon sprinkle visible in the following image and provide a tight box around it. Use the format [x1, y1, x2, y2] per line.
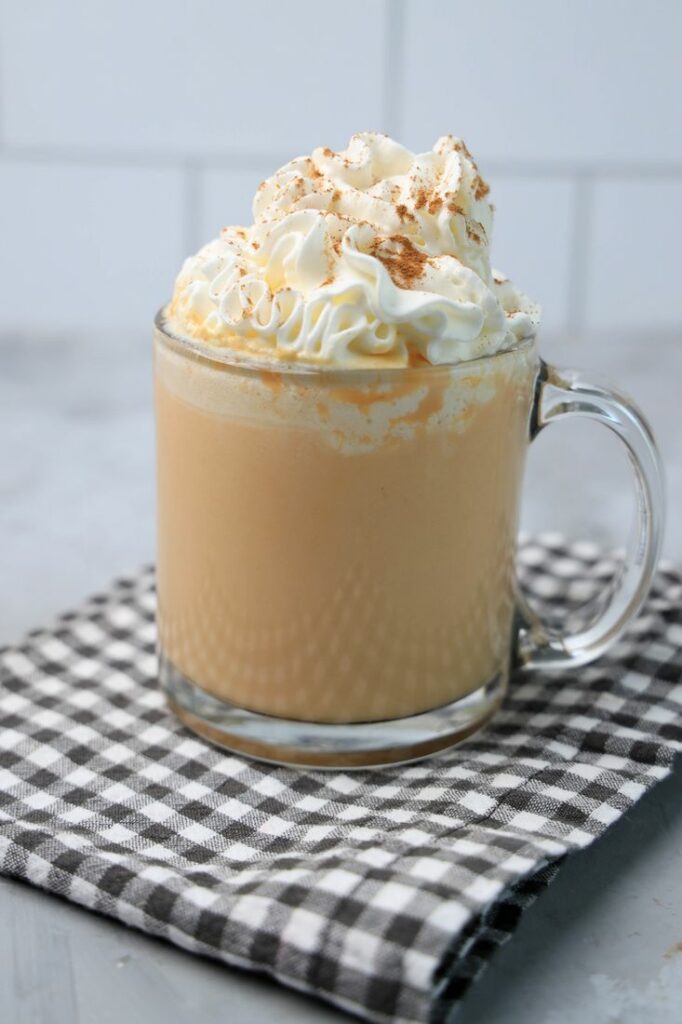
[472, 174, 490, 200]
[414, 188, 429, 210]
[395, 203, 416, 222]
[454, 138, 479, 170]
[413, 187, 445, 216]
[368, 234, 429, 288]
[466, 223, 482, 244]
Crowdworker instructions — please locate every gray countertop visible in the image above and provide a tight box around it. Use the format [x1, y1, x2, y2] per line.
[1, 330, 681, 1023]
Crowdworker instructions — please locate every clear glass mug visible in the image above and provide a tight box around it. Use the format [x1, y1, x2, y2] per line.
[154, 311, 664, 767]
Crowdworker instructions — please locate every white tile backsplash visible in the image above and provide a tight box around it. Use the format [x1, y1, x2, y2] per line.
[0, 160, 184, 332]
[488, 176, 575, 334]
[1, 0, 388, 156]
[402, 0, 682, 164]
[0, 0, 681, 337]
[585, 180, 682, 332]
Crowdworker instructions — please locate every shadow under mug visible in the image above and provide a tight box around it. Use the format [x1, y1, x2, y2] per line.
[154, 312, 664, 767]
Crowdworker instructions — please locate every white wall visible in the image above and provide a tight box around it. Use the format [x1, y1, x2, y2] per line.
[1, 0, 681, 338]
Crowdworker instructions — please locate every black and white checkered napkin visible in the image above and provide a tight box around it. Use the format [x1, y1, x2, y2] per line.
[1, 537, 681, 1024]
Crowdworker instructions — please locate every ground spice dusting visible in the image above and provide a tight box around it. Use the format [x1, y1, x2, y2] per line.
[368, 234, 429, 288]
[454, 138, 478, 170]
[412, 187, 446, 216]
[395, 203, 416, 222]
[472, 174, 490, 201]
[322, 147, 334, 158]
[466, 223, 482, 244]
[414, 188, 429, 210]
[448, 201, 465, 215]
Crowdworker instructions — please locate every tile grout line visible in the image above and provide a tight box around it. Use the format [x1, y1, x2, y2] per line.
[0, 145, 289, 172]
[2, 142, 682, 181]
[381, 0, 405, 138]
[0, 4, 5, 150]
[477, 161, 682, 180]
[181, 162, 203, 256]
[566, 172, 594, 337]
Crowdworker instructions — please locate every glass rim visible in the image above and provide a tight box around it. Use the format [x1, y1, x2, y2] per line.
[154, 305, 537, 379]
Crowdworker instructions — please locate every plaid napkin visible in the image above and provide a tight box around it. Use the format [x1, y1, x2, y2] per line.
[0, 536, 680, 1024]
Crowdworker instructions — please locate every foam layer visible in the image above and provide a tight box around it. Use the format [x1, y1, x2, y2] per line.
[155, 326, 538, 454]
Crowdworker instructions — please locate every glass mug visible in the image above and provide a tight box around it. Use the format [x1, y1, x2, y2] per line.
[154, 311, 664, 767]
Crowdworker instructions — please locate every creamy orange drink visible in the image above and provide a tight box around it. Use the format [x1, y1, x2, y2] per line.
[156, 132, 544, 761]
[156, 334, 536, 723]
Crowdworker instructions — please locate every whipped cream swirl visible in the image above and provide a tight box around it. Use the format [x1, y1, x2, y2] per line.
[169, 133, 539, 367]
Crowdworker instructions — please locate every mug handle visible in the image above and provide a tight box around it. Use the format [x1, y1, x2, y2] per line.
[516, 361, 665, 670]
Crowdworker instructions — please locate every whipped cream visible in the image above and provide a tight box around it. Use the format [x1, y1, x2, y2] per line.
[168, 133, 539, 368]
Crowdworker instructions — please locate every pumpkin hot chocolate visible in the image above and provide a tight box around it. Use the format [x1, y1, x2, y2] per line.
[155, 132, 542, 751]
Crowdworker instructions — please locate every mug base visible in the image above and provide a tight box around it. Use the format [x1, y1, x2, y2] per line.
[160, 654, 506, 768]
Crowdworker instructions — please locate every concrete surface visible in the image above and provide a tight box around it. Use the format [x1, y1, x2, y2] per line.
[0, 329, 680, 1022]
